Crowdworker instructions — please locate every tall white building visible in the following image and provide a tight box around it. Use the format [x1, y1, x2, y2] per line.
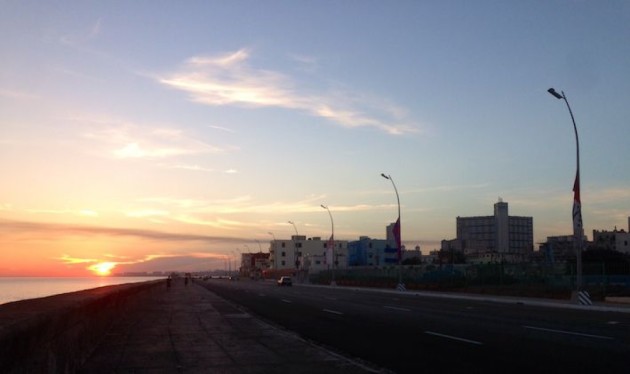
[268, 236, 348, 273]
[453, 199, 533, 257]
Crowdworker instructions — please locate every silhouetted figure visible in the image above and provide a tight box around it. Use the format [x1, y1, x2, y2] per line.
[166, 276, 172, 289]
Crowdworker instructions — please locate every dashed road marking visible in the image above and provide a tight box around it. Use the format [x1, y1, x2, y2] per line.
[384, 306, 411, 312]
[523, 325, 614, 340]
[323, 309, 344, 315]
[425, 331, 483, 345]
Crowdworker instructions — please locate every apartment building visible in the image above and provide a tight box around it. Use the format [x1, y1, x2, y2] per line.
[443, 199, 533, 262]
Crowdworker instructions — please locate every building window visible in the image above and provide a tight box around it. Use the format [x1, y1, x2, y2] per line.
[281, 251, 286, 257]
[282, 242, 286, 248]
[281, 260, 285, 266]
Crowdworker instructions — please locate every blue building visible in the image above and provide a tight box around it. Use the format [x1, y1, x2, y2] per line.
[347, 236, 396, 267]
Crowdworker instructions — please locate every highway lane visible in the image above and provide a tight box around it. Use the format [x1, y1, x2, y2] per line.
[198, 279, 630, 373]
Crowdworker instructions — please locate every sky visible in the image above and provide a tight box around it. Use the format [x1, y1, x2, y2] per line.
[1, 1, 629, 276]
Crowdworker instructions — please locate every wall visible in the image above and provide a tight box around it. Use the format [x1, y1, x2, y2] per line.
[0, 280, 162, 373]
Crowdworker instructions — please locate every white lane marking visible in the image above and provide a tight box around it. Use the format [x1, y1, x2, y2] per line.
[281, 299, 292, 303]
[323, 309, 344, 315]
[607, 321, 619, 325]
[523, 326, 614, 340]
[425, 331, 483, 345]
[224, 313, 251, 319]
[384, 306, 411, 312]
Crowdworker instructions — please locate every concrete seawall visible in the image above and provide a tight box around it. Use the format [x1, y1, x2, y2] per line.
[0, 280, 163, 373]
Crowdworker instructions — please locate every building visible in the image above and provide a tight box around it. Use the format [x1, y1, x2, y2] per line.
[592, 228, 630, 254]
[347, 236, 389, 267]
[538, 235, 580, 264]
[240, 252, 270, 278]
[347, 222, 405, 267]
[444, 199, 533, 262]
[268, 236, 348, 273]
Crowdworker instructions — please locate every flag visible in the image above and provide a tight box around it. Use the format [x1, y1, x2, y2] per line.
[393, 217, 401, 261]
[572, 171, 583, 242]
[325, 234, 334, 266]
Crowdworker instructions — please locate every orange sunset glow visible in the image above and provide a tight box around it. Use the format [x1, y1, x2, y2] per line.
[89, 262, 117, 276]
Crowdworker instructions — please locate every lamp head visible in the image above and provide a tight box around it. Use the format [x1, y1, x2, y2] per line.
[321, 204, 327, 209]
[381, 173, 389, 179]
[547, 88, 563, 99]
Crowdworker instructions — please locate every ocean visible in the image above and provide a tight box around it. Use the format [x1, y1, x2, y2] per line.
[0, 276, 165, 305]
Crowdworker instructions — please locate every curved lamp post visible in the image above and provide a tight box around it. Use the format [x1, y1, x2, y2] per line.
[548, 88, 583, 292]
[321, 204, 336, 286]
[267, 232, 276, 271]
[381, 173, 404, 290]
[288, 221, 299, 270]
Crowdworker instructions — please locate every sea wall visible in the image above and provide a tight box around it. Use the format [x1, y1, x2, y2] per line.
[0, 280, 163, 373]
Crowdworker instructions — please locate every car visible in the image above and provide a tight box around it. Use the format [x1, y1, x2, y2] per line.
[277, 276, 292, 286]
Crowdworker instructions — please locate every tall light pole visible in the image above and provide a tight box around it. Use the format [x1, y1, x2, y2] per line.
[235, 248, 241, 276]
[548, 88, 584, 292]
[288, 221, 299, 271]
[267, 232, 276, 272]
[381, 173, 404, 290]
[321, 204, 336, 286]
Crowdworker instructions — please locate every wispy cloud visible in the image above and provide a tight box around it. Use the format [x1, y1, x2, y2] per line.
[0, 89, 38, 100]
[25, 208, 99, 217]
[159, 49, 419, 135]
[0, 219, 245, 243]
[60, 18, 102, 46]
[208, 125, 236, 133]
[77, 116, 230, 160]
[58, 254, 98, 265]
[57, 250, 229, 275]
[288, 53, 319, 73]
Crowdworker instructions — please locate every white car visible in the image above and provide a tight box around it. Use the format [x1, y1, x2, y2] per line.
[277, 276, 292, 286]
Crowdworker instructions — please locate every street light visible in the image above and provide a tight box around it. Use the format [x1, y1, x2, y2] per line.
[547, 88, 584, 294]
[288, 221, 299, 271]
[321, 204, 336, 286]
[381, 173, 405, 291]
[235, 248, 241, 276]
[266, 232, 276, 271]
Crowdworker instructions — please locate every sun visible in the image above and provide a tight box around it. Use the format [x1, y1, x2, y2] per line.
[89, 262, 117, 276]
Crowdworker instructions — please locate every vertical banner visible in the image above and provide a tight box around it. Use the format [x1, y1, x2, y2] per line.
[572, 171, 583, 242]
[393, 217, 401, 261]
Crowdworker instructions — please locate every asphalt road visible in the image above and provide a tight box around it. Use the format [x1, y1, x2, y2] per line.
[198, 279, 630, 373]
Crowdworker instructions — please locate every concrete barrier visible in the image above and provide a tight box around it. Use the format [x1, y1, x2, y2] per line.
[0, 280, 162, 373]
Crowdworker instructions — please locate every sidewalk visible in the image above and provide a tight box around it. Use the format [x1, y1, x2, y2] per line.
[80, 278, 380, 374]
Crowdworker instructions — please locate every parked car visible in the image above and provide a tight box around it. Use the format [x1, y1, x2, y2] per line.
[277, 276, 292, 286]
